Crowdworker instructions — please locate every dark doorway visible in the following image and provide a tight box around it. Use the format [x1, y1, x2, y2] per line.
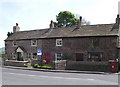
[17, 52, 22, 61]
[76, 53, 84, 61]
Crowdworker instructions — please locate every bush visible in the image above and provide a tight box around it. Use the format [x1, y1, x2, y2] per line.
[33, 64, 53, 69]
[41, 65, 53, 69]
[33, 64, 39, 68]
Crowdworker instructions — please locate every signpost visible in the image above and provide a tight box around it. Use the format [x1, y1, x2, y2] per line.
[37, 49, 42, 55]
[37, 49, 42, 65]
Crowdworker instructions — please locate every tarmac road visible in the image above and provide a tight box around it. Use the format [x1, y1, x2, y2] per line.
[2, 68, 119, 86]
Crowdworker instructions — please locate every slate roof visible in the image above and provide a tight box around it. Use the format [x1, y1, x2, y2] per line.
[5, 24, 118, 41]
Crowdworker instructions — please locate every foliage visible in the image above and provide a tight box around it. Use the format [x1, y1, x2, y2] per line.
[41, 65, 53, 69]
[33, 64, 41, 68]
[7, 32, 13, 37]
[54, 11, 90, 28]
[33, 64, 53, 69]
[55, 11, 78, 28]
[33, 64, 39, 68]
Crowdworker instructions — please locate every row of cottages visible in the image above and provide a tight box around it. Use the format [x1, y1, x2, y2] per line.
[5, 15, 120, 66]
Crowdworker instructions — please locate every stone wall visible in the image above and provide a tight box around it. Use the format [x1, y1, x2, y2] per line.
[4, 60, 29, 67]
[5, 36, 118, 67]
[66, 61, 118, 72]
[54, 60, 67, 70]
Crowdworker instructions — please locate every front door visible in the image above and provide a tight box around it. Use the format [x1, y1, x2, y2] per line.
[44, 53, 51, 64]
[17, 52, 23, 61]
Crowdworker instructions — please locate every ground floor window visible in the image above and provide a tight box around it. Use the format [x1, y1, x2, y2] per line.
[32, 53, 37, 59]
[55, 53, 62, 60]
[88, 52, 102, 61]
[76, 53, 84, 61]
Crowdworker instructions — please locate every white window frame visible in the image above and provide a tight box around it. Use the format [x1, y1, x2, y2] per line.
[56, 39, 62, 46]
[13, 41, 17, 47]
[55, 53, 62, 61]
[31, 53, 37, 60]
[31, 40, 37, 46]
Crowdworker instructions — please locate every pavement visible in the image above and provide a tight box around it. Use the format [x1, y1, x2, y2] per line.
[2, 65, 118, 75]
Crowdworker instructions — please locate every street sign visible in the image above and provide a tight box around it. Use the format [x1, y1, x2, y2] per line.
[37, 49, 42, 55]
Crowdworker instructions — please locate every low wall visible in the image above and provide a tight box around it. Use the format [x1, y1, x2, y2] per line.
[4, 60, 29, 67]
[31, 60, 39, 66]
[66, 61, 118, 72]
[55, 60, 66, 70]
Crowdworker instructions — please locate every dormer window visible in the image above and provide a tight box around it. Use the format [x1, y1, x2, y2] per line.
[31, 40, 37, 46]
[13, 41, 17, 46]
[56, 39, 62, 46]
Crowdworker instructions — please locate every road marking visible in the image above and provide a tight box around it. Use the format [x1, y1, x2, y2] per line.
[9, 73, 36, 77]
[8, 72, 84, 80]
[87, 79, 95, 80]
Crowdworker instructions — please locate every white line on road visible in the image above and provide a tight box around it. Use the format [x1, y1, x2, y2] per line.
[8, 72, 92, 81]
[87, 79, 95, 80]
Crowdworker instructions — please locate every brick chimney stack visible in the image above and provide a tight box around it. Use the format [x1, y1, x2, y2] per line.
[13, 23, 20, 33]
[49, 20, 54, 29]
[77, 16, 82, 29]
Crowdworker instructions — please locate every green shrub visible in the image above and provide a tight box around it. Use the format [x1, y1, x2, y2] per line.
[37, 65, 41, 68]
[33, 64, 39, 68]
[41, 65, 53, 69]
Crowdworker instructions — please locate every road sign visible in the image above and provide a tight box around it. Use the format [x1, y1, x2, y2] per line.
[37, 49, 42, 55]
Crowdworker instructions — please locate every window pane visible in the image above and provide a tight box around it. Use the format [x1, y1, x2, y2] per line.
[56, 39, 62, 46]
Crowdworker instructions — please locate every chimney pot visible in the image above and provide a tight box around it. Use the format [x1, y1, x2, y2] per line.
[116, 14, 120, 25]
[13, 23, 20, 33]
[77, 16, 82, 29]
[50, 20, 54, 29]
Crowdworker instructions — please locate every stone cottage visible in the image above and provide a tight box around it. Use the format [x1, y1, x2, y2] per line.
[4, 15, 120, 70]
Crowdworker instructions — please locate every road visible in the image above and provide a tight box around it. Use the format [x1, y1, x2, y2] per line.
[2, 68, 119, 85]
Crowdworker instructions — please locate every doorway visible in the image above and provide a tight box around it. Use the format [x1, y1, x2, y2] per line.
[44, 53, 51, 64]
[17, 52, 23, 61]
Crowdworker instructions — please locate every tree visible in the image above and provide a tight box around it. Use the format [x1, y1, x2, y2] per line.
[56, 11, 78, 28]
[55, 11, 90, 28]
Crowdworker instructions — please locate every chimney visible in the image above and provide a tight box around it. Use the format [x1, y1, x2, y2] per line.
[77, 16, 82, 29]
[13, 23, 20, 33]
[49, 20, 54, 29]
[116, 14, 120, 25]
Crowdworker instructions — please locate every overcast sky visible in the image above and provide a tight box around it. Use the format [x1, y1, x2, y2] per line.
[0, 0, 119, 48]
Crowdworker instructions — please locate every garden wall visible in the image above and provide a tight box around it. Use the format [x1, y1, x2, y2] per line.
[66, 61, 118, 72]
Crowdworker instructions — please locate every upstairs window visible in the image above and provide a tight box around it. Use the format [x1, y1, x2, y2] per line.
[92, 38, 100, 48]
[31, 40, 37, 46]
[13, 41, 17, 46]
[55, 53, 62, 60]
[56, 39, 62, 46]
